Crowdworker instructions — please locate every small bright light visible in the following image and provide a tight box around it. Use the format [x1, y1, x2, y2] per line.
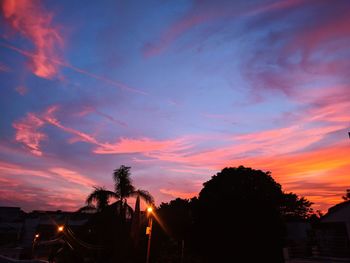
[35, 234, 39, 238]
[147, 207, 153, 213]
[58, 225, 64, 232]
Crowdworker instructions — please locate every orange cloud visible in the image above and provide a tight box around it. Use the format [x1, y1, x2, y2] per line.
[13, 113, 46, 156]
[224, 143, 350, 212]
[1, 0, 63, 79]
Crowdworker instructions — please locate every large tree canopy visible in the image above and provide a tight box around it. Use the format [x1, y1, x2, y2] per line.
[193, 166, 285, 262]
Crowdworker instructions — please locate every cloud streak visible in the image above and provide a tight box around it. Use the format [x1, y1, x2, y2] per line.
[1, 43, 147, 94]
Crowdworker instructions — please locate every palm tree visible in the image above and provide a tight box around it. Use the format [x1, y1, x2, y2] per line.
[86, 186, 117, 212]
[85, 166, 154, 218]
[113, 165, 154, 222]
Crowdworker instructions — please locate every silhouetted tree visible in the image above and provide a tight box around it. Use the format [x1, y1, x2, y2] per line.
[86, 186, 117, 212]
[193, 166, 285, 263]
[153, 198, 199, 263]
[81, 166, 154, 262]
[280, 192, 313, 220]
[342, 189, 350, 201]
[113, 165, 154, 222]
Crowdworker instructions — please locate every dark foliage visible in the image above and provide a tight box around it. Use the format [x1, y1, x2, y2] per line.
[192, 166, 285, 262]
[342, 189, 350, 201]
[280, 192, 313, 220]
[151, 166, 316, 263]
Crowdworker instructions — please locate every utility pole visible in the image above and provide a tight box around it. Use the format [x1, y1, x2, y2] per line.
[146, 207, 153, 263]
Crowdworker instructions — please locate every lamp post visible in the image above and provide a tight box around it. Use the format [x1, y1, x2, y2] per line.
[32, 233, 40, 258]
[146, 207, 153, 263]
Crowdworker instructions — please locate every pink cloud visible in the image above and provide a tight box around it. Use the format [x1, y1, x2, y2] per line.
[13, 113, 47, 156]
[0, 160, 94, 211]
[42, 105, 99, 145]
[140, 120, 345, 170]
[243, 3, 350, 96]
[1, 0, 63, 79]
[0, 161, 51, 179]
[50, 167, 96, 188]
[13, 106, 188, 157]
[290, 13, 350, 62]
[0, 62, 10, 72]
[159, 188, 198, 199]
[15, 85, 28, 95]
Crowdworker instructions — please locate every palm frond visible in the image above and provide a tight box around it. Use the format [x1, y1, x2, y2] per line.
[113, 165, 135, 199]
[132, 189, 154, 205]
[86, 186, 117, 210]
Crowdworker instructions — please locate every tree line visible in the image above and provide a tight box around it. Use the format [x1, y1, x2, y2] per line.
[52, 165, 345, 263]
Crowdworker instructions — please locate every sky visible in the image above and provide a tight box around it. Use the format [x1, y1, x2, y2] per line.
[0, 0, 349, 213]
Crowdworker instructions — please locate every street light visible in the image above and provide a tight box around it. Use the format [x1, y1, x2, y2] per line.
[146, 207, 153, 263]
[32, 233, 40, 257]
[58, 225, 64, 232]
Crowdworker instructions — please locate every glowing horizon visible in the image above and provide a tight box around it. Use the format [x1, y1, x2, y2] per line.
[0, 0, 349, 213]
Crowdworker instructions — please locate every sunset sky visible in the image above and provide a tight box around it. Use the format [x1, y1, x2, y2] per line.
[0, 0, 349, 212]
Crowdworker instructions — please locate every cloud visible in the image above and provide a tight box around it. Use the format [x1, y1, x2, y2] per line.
[13, 113, 47, 156]
[13, 105, 188, 157]
[233, 144, 350, 211]
[50, 167, 96, 188]
[1, 0, 63, 79]
[0, 161, 51, 179]
[0, 160, 94, 211]
[15, 85, 28, 95]
[143, 0, 304, 57]
[42, 105, 100, 145]
[0, 62, 10, 72]
[242, 1, 350, 96]
[159, 188, 197, 199]
[73, 106, 127, 127]
[2, 43, 147, 94]
[94, 137, 187, 154]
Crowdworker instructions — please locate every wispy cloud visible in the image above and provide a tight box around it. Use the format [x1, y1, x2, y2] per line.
[15, 85, 28, 95]
[94, 137, 187, 154]
[143, 0, 304, 57]
[0, 62, 10, 72]
[0, 160, 94, 211]
[13, 113, 47, 156]
[13, 105, 188, 157]
[50, 167, 96, 188]
[242, 1, 350, 96]
[1, 43, 147, 94]
[1, 0, 63, 79]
